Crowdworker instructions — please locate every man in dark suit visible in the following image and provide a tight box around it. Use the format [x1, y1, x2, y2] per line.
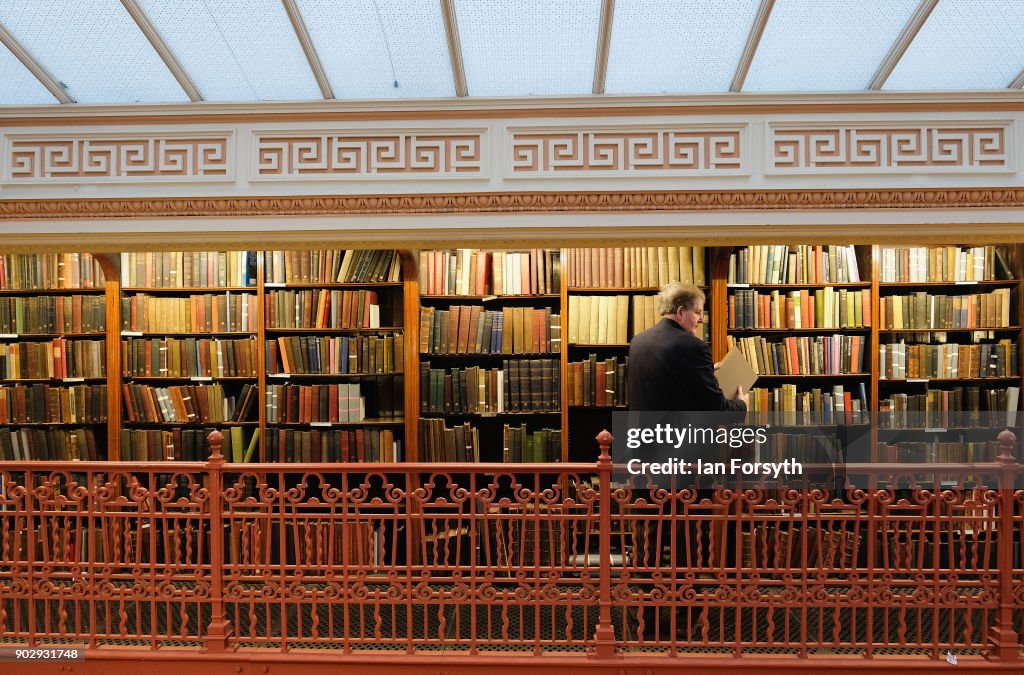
[627, 282, 747, 413]
[623, 282, 747, 642]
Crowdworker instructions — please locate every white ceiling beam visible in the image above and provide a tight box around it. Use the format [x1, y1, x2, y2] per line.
[120, 0, 203, 102]
[0, 20, 73, 103]
[282, 0, 335, 99]
[1009, 68, 1024, 88]
[441, 0, 468, 97]
[592, 0, 615, 94]
[868, 0, 938, 90]
[730, 0, 774, 92]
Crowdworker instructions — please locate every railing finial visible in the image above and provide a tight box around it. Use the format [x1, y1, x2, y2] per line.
[997, 429, 1017, 465]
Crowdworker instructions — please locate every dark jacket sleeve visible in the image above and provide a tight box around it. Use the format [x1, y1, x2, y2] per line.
[684, 340, 747, 413]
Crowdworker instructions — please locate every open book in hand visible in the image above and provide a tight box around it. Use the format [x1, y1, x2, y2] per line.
[715, 347, 758, 400]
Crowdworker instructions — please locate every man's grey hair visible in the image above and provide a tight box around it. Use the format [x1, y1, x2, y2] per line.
[656, 282, 705, 316]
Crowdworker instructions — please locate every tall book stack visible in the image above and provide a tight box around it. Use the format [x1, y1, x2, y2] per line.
[0, 253, 107, 460]
[727, 245, 871, 452]
[119, 251, 259, 462]
[566, 246, 708, 460]
[418, 249, 561, 462]
[264, 250, 404, 463]
[876, 245, 1021, 457]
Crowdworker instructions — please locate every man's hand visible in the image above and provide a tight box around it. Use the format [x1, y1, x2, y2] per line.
[736, 385, 750, 407]
[713, 361, 721, 371]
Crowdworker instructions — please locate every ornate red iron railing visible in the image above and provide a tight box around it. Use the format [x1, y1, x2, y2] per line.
[0, 429, 1021, 663]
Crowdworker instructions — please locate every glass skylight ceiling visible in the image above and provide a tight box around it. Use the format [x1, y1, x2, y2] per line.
[605, 0, 761, 94]
[0, 41, 57, 105]
[0, 0, 1023, 106]
[0, 0, 187, 104]
[137, 0, 321, 101]
[745, 0, 920, 91]
[886, 0, 1024, 90]
[297, 0, 455, 99]
[456, 0, 601, 96]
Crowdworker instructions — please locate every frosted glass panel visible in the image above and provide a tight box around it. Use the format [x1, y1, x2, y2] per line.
[456, 0, 601, 96]
[886, 0, 1024, 90]
[605, 0, 760, 94]
[0, 42, 58, 105]
[0, 0, 186, 103]
[297, 0, 454, 99]
[138, 0, 321, 101]
[745, 0, 919, 91]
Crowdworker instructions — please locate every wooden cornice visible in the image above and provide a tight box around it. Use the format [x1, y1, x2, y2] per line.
[3, 187, 1024, 220]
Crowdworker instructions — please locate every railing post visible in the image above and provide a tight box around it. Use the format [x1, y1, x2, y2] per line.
[204, 430, 234, 653]
[590, 430, 619, 659]
[987, 429, 1020, 662]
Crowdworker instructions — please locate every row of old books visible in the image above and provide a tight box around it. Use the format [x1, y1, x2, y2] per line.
[419, 306, 559, 355]
[0, 383, 107, 424]
[728, 245, 861, 285]
[627, 294, 710, 341]
[265, 249, 401, 285]
[879, 246, 1012, 283]
[265, 378, 403, 424]
[568, 295, 629, 345]
[419, 418, 480, 463]
[757, 433, 843, 464]
[0, 427, 100, 460]
[880, 290, 1012, 330]
[264, 289, 382, 329]
[120, 251, 257, 288]
[419, 249, 561, 296]
[877, 440, 1000, 463]
[267, 334, 404, 375]
[122, 382, 258, 424]
[741, 523, 860, 571]
[119, 427, 258, 462]
[746, 384, 869, 425]
[567, 355, 627, 407]
[0, 339, 106, 379]
[565, 246, 706, 288]
[878, 340, 1018, 379]
[729, 334, 867, 375]
[503, 424, 561, 463]
[0, 253, 105, 290]
[420, 359, 560, 414]
[122, 337, 259, 378]
[0, 295, 106, 334]
[879, 386, 1020, 428]
[266, 428, 401, 463]
[121, 293, 258, 333]
[729, 288, 871, 330]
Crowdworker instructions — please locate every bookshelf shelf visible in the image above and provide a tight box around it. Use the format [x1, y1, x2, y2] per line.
[2, 421, 106, 427]
[0, 288, 105, 295]
[264, 282, 402, 289]
[420, 351, 560, 358]
[267, 372, 401, 379]
[728, 327, 871, 333]
[120, 331, 256, 338]
[753, 373, 870, 378]
[878, 326, 1020, 333]
[878, 280, 1018, 289]
[265, 326, 403, 334]
[268, 419, 404, 427]
[420, 294, 560, 301]
[123, 421, 260, 428]
[2, 332, 107, 339]
[880, 377, 1021, 384]
[569, 343, 630, 348]
[568, 404, 627, 410]
[123, 376, 259, 382]
[421, 411, 560, 418]
[728, 282, 870, 289]
[121, 286, 256, 293]
[3, 377, 107, 383]
[568, 286, 710, 293]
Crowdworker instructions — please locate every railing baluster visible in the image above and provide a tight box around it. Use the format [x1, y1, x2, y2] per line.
[987, 428, 1020, 662]
[203, 430, 233, 653]
[590, 430, 617, 658]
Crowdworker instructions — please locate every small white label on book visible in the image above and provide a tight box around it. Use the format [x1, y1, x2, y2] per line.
[122, 331, 143, 337]
[269, 373, 289, 378]
[907, 378, 929, 382]
[63, 377, 85, 383]
[191, 376, 212, 382]
[0, 334, 17, 339]
[728, 283, 750, 288]
[924, 428, 947, 433]
[265, 282, 286, 288]
[482, 295, 497, 302]
[954, 281, 977, 286]
[311, 422, 332, 427]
